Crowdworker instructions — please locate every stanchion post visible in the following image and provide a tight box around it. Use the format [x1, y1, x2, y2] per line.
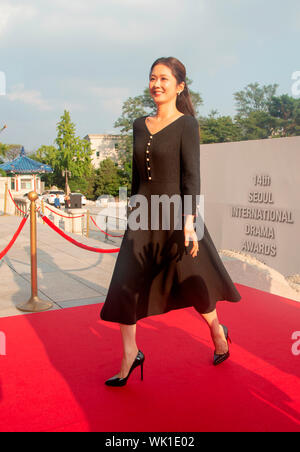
[17, 191, 53, 312]
[41, 199, 45, 224]
[4, 182, 8, 215]
[86, 210, 90, 238]
[105, 215, 108, 242]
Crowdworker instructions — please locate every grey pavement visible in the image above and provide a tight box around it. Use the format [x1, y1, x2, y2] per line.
[0, 215, 120, 318]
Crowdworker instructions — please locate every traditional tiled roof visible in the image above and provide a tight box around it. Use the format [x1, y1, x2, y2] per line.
[0, 147, 53, 174]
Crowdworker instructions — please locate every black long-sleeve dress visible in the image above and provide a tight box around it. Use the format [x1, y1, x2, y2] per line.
[100, 114, 242, 325]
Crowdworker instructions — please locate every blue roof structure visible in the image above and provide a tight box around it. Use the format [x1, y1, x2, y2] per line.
[0, 147, 53, 174]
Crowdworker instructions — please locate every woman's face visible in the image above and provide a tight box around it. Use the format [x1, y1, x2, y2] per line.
[149, 64, 184, 106]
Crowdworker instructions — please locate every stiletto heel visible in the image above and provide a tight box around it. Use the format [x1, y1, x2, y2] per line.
[213, 324, 231, 366]
[105, 350, 145, 387]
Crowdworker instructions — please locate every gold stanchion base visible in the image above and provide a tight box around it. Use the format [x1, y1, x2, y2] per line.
[17, 296, 54, 313]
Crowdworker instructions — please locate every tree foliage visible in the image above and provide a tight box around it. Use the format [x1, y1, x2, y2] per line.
[0, 142, 8, 159]
[233, 84, 300, 139]
[0, 144, 22, 161]
[93, 158, 124, 198]
[267, 94, 300, 137]
[199, 110, 243, 143]
[55, 111, 92, 179]
[234, 82, 279, 117]
[33, 110, 93, 193]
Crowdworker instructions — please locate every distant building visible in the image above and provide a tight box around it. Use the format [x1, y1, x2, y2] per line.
[84, 134, 123, 169]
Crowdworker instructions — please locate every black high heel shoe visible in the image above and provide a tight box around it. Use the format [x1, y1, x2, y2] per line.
[213, 324, 231, 366]
[105, 350, 145, 387]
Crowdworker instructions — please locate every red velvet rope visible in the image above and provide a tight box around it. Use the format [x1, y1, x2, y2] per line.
[45, 205, 85, 219]
[8, 190, 28, 215]
[40, 213, 120, 253]
[0, 216, 28, 260]
[90, 215, 125, 238]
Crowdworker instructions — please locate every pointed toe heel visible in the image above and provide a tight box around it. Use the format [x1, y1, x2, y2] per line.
[105, 350, 145, 387]
[213, 324, 231, 366]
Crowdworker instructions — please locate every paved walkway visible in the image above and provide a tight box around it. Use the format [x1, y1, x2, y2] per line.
[0, 215, 119, 317]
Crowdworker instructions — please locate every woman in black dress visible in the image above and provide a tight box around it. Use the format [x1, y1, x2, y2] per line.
[100, 57, 242, 386]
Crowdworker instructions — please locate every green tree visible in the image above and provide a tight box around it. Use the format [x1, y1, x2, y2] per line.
[233, 82, 284, 140]
[0, 142, 7, 166]
[1, 144, 22, 161]
[33, 145, 58, 187]
[0, 142, 8, 159]
[0, 145, 6, 173]
[199, 110, 243, 143]
[234, 82, 279, 117]
[268, 95, 300, 137]
[84, 167, 97, 200]
[94, 158, 122, 198]
[32, 110, 93, 194]
[235, 111, 277, 140]
[55, 110, 93, 180]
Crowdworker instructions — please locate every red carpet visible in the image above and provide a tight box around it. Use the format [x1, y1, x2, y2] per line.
[0, 283, 299, 432]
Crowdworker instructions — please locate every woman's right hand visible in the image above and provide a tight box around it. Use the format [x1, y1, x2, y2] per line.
[184, 215, 199, 258]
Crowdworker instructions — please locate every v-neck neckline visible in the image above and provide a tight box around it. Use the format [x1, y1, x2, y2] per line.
[143, 114, 186, 136]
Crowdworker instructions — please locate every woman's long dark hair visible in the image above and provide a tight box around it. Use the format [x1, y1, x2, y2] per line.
[149, 57, 196, 117]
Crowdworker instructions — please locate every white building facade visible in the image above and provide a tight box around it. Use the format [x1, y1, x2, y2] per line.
[84, 134, 123, 169]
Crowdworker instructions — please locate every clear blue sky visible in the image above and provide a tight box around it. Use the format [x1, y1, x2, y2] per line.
[0, 0, 299, 151]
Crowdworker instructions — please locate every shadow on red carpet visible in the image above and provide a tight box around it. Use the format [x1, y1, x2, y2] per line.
[0, 283, 299, 432]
